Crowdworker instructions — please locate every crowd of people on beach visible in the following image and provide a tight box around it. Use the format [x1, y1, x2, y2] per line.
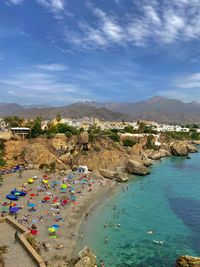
[0, 170, 103, 246]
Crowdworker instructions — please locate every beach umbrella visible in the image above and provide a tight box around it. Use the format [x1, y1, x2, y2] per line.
[62, 199, 68, 204]
[28, 203, 36, 207]
[43, 179, 49, 184]
[52, 224, 59, 229]
[28, 178, 34, 184]
[48, 227, 56, 233]
[9, 207, 20, 213]
[33, 176, 37, 179]
[61, 184, 67, 189]
[30, 193, 36, 197]
[43, 196, 50, 201]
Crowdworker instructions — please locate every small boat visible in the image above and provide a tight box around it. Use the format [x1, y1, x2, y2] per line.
[186, 156, 191, 159]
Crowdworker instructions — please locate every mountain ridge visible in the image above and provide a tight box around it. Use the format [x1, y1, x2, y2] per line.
[1, 96, 200, 123]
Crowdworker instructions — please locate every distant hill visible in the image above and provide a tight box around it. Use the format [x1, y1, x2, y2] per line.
[1, 96, 200, 123]
[0, 102, 133, 121]
[85, 96, 200, 123]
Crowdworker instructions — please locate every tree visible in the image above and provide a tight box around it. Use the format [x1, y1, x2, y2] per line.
[46, 121, 58, 136]
[31, 117, 43, 138]
[56, 113, 62, 123]
[57, 123, 79, 135]
[3, 116, 22, 128]
[88, 123, 101, 135]
[124, 125, 135, 134]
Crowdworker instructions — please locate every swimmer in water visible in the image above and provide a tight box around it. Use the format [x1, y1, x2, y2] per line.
[147, 230, 155, 235]
[104, 235, 108, 243]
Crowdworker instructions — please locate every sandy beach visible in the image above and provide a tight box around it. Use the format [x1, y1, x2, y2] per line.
[0, 168, 117, 265]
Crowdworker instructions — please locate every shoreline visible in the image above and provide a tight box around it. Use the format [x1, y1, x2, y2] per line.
[69, 179, 120, 259]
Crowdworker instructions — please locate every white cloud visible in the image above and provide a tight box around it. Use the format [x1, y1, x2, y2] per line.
[157, 72, 200, 102]
[36, 63, 67, 71]
[36, 0, 64, 17]
[65, 1, 200, 49]
[7, 0, 24, 5]
[0, 70, 95, 104]
[176, 73, 200, 89]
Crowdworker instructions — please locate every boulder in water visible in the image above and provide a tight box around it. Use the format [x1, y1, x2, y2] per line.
[170, 141, 188, 156]
[126, 159, 150, 175]
[176, 255, 200, 267]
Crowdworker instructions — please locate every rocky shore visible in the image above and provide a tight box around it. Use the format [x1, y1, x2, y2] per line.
[176, 255, 200, 267]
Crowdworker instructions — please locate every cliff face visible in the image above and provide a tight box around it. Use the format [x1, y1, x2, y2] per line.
[2, 134, 199, 173]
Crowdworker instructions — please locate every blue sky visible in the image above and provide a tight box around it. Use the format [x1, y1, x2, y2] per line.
[1, 0, 200, 105]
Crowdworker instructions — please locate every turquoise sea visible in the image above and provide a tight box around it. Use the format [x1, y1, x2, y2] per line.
[76, 153, 200, 266]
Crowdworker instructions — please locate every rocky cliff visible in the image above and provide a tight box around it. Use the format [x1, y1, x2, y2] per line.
[176, 255, 200, 267]
[1, 134, 199, 178]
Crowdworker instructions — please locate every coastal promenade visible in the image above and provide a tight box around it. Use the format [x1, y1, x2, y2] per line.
[0, 221, 36, 267]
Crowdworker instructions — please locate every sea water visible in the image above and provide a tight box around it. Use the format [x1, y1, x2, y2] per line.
[76, 153, 200, 266]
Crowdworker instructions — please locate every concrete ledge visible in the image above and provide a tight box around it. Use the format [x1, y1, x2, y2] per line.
[3, 216, 46, 267]
[6, 216, 27, 233]
[19, 234, 45, 267]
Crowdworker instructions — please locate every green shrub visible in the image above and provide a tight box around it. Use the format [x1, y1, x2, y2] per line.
[0, 158, 6, 167]
[146, 135, 157, 150]
[123, 139, 136, 147]
[108, 132, 120, 142]
[39, 163, 49, 170]
[65, 131, 72, 138]
[89, 133, 95, 142]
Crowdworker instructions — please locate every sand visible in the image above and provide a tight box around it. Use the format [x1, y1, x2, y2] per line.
[0, 168, 117, 264]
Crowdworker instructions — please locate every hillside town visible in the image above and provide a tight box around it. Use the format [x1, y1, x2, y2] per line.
[0, 116, 195, 140]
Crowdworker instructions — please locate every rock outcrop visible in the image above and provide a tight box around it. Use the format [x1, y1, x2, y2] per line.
[187, 144, 199, 153]
[99, 169, 116, 179]
[75, 247, 97, 267]
[24, 143, 66, 169]
[146, 149, 171, 160]
[99, 169, 129, 182]
[115, 172, 129, 182]
[170, 141, 199, 156]
[176, 255, 200, 267]
[126, 159, 150, 175]
[170, 141, 189, 156]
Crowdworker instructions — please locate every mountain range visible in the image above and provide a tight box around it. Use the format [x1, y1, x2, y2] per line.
[1, 96, 200, 123]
